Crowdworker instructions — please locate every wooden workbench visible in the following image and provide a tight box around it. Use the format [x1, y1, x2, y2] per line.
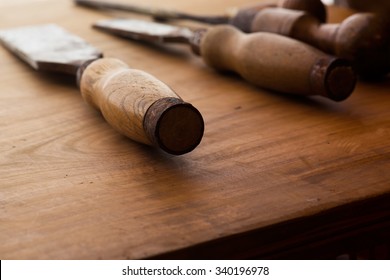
[1, 0, 389, 259]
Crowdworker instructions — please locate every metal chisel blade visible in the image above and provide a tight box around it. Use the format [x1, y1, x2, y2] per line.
[75, 0, 230, 24]
[0, 24, 103, 75]
[93, 18, 194, 44]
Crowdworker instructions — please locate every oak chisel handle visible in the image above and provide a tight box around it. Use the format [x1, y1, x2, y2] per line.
[250, 9, 390, 77]
[278, 0, 326, 22]
[199, 25, 356, 101]
[231, 0, 327, 32]
[78, 58, 204, 155]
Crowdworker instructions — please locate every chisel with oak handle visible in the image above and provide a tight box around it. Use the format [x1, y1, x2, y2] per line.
[76, 0, 390, 77]
[74, 0, 327, 30]
[93, 19, 357, 101]
[0, 24, 204, 155]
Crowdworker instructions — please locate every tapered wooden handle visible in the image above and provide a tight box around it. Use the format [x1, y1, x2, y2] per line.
[199, 25, 356, 101]
[230, 0, 326, 33]
[250, 8, 333, 51]
[278, 0, 326, 22]
[78, 58, 204, 155]
[250, 8, 390, 77]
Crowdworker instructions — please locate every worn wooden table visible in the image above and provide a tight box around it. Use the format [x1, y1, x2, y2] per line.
[1, 0, 389, 259]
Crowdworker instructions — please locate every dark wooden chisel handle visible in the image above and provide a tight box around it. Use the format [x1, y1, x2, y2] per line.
[78, 58, 204, 155]
[198, 25, 356, 101]
[250, 8, 390, 77]
[231, 0, 327, 32]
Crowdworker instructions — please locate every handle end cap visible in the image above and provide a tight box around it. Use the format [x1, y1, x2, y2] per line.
[144, 98, 204, 155]
[311, 58, 357, 102]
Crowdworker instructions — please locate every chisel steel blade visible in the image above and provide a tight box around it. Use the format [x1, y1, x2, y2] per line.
[94, 19, 194, 43]
[75, 0, 230, 24]
[0, 24, 102, 74]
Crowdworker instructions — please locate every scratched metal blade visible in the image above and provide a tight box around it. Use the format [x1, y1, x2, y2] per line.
[0, 24, 103, 75]
[93, 18, 194, 44]
[75, 0, 230, 24]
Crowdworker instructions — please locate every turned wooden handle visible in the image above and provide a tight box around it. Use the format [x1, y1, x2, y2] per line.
[250, 8, 390, 77]
[230, 0, 326, 33]
[78, 58, 204, 155]
[199, 25, 356, 101]
[250, 8, 336, 54]
[278, 0, 326, 22]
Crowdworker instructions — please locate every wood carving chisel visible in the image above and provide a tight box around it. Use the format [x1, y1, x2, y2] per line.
[93, 19, 357, 101]
[0, 24, 204, 155]
[74, 0, 327, 31]
[75, 1, 390, 77]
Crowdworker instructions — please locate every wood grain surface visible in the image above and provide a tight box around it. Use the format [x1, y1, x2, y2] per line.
[0, 0, 389, 259]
